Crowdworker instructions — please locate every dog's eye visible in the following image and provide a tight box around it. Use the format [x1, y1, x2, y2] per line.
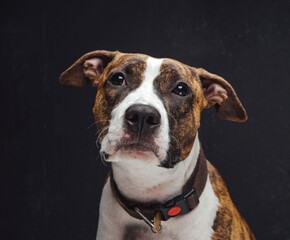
[172, 83, 189, 96]
[108, 73, 126, 86]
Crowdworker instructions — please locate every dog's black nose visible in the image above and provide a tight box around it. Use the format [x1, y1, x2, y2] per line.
[125, 104, 161, 136]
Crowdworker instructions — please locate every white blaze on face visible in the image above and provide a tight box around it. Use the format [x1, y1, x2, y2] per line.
[100, 57, 170, 163]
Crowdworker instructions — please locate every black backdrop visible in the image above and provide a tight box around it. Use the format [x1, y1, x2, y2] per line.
[1, 0, 289, 239]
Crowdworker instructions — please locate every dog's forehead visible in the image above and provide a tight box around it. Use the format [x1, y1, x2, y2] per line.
[111, 54, 195, 83]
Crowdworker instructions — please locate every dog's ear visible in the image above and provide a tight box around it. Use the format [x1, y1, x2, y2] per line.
[59, 50, 118, 87]
[196, 68, 247, 122]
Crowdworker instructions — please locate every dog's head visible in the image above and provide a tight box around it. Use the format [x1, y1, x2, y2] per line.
[60, 50, 247, 168]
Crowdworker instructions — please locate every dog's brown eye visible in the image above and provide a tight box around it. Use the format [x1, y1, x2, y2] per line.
[172, 83, 189, 96]
[109, 73, 126, 86]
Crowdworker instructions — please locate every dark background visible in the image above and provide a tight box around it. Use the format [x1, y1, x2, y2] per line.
[1, 0, 289, 239]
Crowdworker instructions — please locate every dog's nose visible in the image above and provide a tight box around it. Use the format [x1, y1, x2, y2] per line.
[125, 104, 161, 136]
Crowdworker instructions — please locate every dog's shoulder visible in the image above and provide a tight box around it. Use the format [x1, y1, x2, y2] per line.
[207, 161, 255, 240]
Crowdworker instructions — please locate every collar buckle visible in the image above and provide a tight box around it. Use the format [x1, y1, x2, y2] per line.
[159, 188, 199, 220]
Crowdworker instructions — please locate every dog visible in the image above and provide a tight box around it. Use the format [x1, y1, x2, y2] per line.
[60, 50, 255, 240]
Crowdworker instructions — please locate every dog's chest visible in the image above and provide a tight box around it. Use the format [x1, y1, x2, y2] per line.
[119, 207, 215, 240]
[122, 224, 179, 240]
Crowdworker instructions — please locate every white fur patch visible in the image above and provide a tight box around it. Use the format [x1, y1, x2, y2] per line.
[100, 57, 169, 163]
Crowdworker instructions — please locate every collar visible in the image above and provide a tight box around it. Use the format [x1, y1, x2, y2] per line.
[109, 146, 208, 233]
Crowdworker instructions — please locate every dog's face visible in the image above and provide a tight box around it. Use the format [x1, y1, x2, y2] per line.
[60, 51, 247, 167]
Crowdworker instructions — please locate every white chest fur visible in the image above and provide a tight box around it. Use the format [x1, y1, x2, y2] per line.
[96, 138, 219, 240]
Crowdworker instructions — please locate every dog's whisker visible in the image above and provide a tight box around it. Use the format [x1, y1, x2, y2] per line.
[87, 122, 97, 130]
[87, 119, 110, 130]
[169, 134, 181, 151]
[96, 140, 101, 148]
[95, 119, 110, 124]
[98, 153, 110, 167]
[96, 126, 109, 142]
[167, 112, 178, 123]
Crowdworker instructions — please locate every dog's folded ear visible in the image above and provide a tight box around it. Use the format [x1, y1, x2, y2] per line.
[59, 50, 118, 87]
[196, 68, 247, 122]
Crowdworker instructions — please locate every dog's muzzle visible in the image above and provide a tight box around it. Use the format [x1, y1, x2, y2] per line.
[100, 102, 167, 163]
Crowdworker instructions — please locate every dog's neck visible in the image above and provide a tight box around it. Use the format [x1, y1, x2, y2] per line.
[111, 134, 201, 203]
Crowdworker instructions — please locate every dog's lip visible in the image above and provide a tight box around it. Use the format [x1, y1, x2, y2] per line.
[115, 141, 159, 157]
[120, 143, 153, 152]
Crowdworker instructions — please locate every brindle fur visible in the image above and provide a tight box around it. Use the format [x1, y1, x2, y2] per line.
[208, 161, 255, 240]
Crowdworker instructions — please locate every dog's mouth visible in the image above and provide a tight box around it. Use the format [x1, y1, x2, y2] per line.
[117, 141, 158, 157]
[120, 143, 153, 152]
[102, 139, 161, 161]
